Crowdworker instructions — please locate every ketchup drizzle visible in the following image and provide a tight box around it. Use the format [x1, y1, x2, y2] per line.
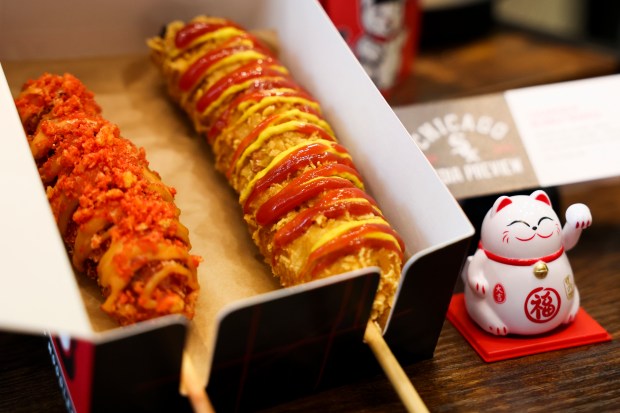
[242, 142, 354, 213]
[195, 60, 287, 113]
[206, 80, 311, 141]
[179, 34, 274, 92]
[273, 188, 381, 249]
[255, 163, 364, 226]
[301, 223, 404, 279]
[175, 20, 238, 49]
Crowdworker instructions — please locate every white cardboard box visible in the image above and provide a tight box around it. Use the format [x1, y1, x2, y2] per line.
[0, 0, 473, 411]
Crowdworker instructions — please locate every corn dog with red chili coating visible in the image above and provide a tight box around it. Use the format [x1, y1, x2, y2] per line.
[15, 73, 201, 326]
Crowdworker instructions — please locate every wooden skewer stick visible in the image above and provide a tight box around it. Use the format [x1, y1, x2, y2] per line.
[181, 352, 215, 413]
[364, 321, 430, 413]
[180, 322, 428, 413]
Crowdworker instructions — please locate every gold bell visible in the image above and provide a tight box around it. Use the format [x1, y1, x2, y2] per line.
[533, 261, 549, 279]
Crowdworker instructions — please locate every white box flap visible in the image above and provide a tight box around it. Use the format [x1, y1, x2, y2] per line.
[0, 67, 92, 338]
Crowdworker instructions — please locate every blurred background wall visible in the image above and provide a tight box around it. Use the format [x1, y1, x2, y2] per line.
[420, 0, 620, 50]
[494, 0, 585, 39]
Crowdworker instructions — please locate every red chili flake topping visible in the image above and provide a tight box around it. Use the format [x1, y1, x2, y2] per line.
[14, 73, 200, 324]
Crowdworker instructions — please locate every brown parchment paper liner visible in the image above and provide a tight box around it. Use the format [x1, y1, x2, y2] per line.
[3, 55, 281, 384]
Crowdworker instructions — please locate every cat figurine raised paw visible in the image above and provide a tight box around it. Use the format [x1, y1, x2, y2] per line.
[463, 190, 591, 336]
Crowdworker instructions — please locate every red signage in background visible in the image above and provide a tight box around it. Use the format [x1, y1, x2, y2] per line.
[321, 0, 419, 96]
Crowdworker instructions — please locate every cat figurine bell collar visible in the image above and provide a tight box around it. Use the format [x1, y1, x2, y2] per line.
[463, 190, 591, 336]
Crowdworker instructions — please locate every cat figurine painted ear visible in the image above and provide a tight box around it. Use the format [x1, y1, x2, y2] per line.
[463, 190, 591, 336]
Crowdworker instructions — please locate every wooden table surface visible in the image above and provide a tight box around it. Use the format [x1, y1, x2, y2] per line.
[1, 26, 619, 413]
[390, 25, 620, 105]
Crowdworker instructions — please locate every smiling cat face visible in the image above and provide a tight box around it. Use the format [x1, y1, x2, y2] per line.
[481, 190, 562, 259]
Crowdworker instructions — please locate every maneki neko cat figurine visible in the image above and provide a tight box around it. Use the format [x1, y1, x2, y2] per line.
[463, 190, 591, 336]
